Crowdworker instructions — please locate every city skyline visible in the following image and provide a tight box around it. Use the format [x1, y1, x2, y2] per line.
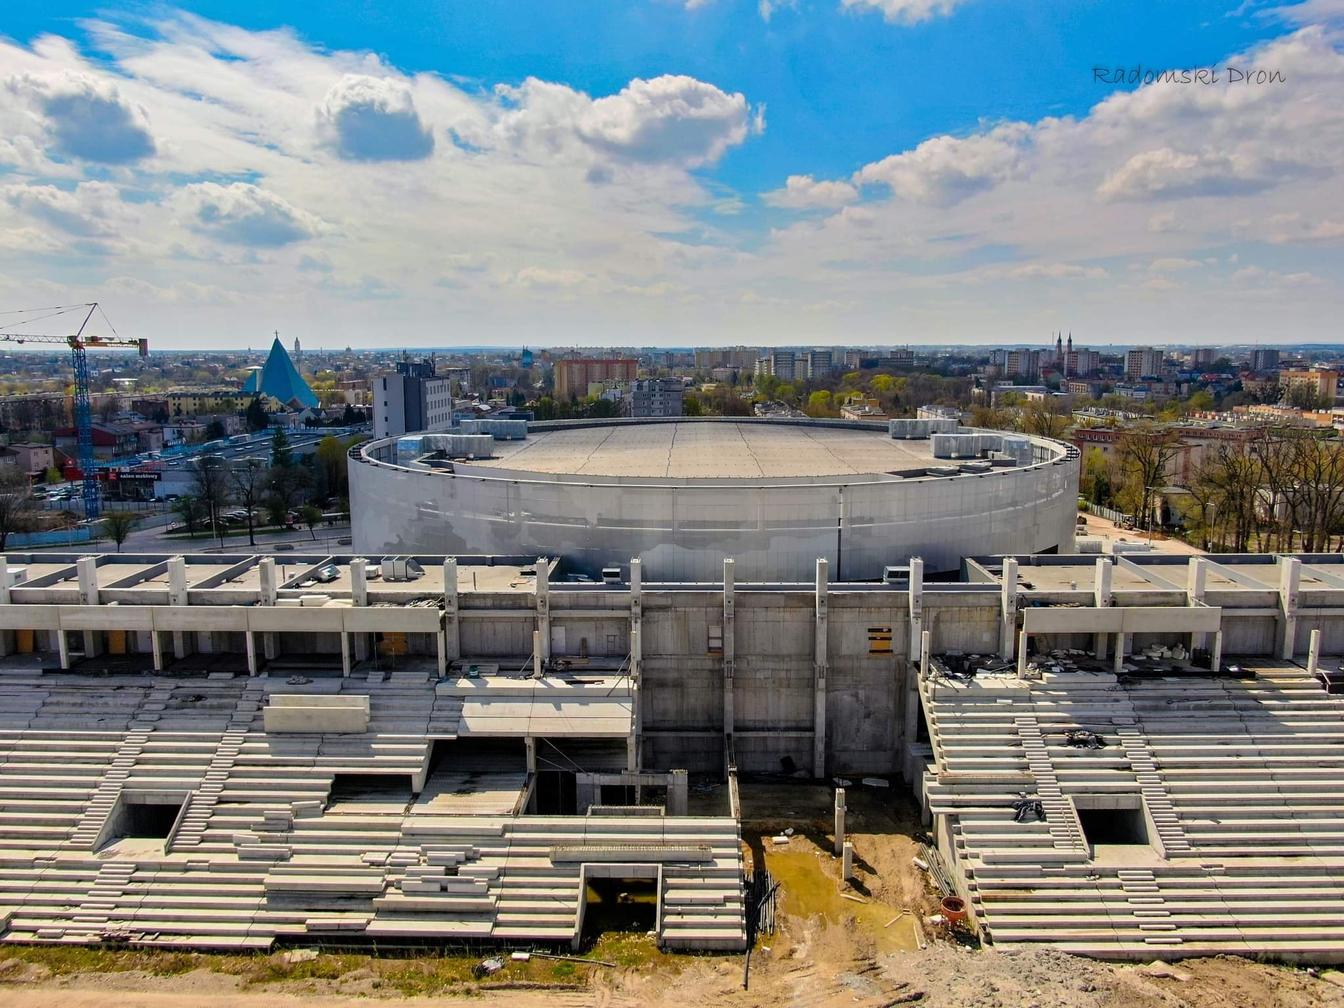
[1, 1, 1342, 348]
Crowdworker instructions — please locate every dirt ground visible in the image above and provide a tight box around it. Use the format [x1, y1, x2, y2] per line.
[5, 782, 1344, 1008]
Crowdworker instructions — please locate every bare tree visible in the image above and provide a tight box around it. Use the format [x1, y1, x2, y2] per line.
[1018, 397, 1070, 440]
[228, 458, 267, 547]
[1113, 425, 1184, 531]
[188, 455, 231, 545]
[0, 468, 35, 550]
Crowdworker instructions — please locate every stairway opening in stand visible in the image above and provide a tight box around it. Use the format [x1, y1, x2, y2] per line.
[579, 864, 660, 943]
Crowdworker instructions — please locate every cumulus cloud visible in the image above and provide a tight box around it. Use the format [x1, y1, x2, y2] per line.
[316, 75, 434, 161]
[5, 71, 155, 163]
[178, 182, 323, 246]
[763, 174, 859, 208]
[841, 0, 969, 24]
[472, 74, 755, 170]
[855, 124, 1029, 205]
[1097, 148, 1283, 201]
[2, 181, 127, 237]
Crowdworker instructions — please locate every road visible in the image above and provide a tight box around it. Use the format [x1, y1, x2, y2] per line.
[1077, 511, 1204, 556]
[117, 521, 355, 554]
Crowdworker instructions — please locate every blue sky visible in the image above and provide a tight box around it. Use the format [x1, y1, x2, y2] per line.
[1, 1, 1341, 347]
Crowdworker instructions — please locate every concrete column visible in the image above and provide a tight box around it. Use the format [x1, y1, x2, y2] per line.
[813, 557, 829, 779]
[669, 769, 688, 816]
[525, 736, 537, 774]
[841, 840, 854, 881]
[244, 631, 257, 676]
[1017, 630, 1030, 678]
[1000, 557, 1018, 659]
[258, 557, 277, 662]
[77, 557, 99, 605]
[834, 788, 846, 855]
[1095, 558, 1113, 607]
[0, 557, 14, 657]
[1187, 557, 1209, 657]
[919, 629, 931, 680]
[1187, 557, 1207, 605]
[258, 557, 277, 606]
[1114, 632, 1126, 675]
[151, 629, 164, 672]
[629, 557, 643, 773]
[169, 556, 189, 660]
[532, 629, 543, 678]
[908, 556, 924, 656]
[340, 632, 352, 677]
[722, 558, 736, 778]
[1308, 628, 1322, 676]
[1094, 558, 1113, 660]
[1211, 630, 1223, 674]
[628, 625, 642, 772]
[1280, 556, 1301, 660]
[57, 627, 70, 669]
[535, 559, 551, 663]
[351, 558, 368, 606]
[442, 558, 460, 663]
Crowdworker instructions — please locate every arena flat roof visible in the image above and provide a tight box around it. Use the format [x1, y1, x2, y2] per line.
[467, 421, 941, 479]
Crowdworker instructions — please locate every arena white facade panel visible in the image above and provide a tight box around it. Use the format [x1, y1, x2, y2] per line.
[349, 418, 1079, 581]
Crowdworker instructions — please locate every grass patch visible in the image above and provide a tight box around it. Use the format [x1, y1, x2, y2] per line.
[0, 940, 698, 997]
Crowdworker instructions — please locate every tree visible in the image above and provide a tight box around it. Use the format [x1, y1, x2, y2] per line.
[245, 396, 269, 432]
[1113, 425, 1184, 531]
[805, 390, 834, 417]
[271, 426, 294, 469]
[0, 468, 35, 551]
[172, 495, 204, 536]
[100, 511, 138, 552]
[299, 503, 322, 540]
[315, 436, 348, 500]
[205, 419, 227, 441]
[1019, 397, 1070, 439]
[228, 458, 267, 546]
[188, 456, 231, 544]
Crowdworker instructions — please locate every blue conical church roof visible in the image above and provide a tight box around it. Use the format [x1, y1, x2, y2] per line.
[245, 337, 318, 409]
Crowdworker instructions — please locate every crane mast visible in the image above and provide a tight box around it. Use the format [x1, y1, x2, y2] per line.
[0, 303, 149, 521]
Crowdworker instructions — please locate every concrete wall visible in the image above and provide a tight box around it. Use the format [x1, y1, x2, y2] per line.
[350, 419, 1079, 582]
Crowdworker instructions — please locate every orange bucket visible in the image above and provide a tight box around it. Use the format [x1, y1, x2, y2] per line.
[940, 896, 968, 925]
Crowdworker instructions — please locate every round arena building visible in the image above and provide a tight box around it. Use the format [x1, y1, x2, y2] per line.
[349, 417, 1079, 582]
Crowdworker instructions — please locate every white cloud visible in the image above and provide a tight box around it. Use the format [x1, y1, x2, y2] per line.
[5, 70, 155, 164]
[1097, 148, 1285, 201]
[759, 0, 799, 21]
[854, 124, 1029, 205]
[841, 0, 969, 25]
[178, 182, 324, 246]
[2, 181, 128, 238]
[763, 174, 859, 208]
[316, 75, 434, 161]
[1148, 257, 1204, 272]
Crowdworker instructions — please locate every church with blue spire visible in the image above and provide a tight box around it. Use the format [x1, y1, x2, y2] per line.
[243, 332, 319, 410]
